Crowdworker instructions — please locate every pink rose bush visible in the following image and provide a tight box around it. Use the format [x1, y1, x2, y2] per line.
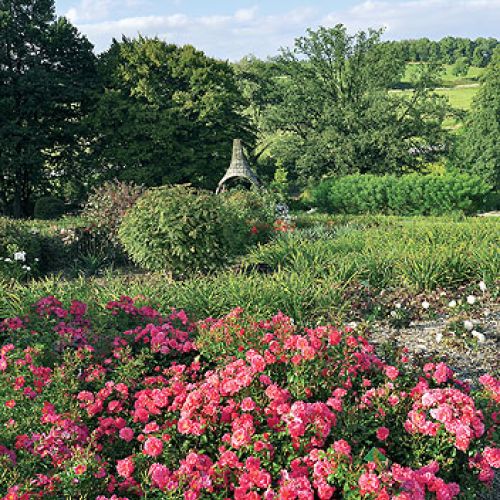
[0, 297, 498, 499]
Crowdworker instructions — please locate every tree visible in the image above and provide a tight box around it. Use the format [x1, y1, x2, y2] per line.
[456, 49, 500, 189]
[0, 0, 97, 217]
[452, 57, 470, 77]
[89, 37, 251, 189]
[259, 25, 449, 181]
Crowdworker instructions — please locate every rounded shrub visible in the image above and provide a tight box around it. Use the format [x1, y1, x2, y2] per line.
[33, 196, 65, 220]
[119, 185, 240, 274]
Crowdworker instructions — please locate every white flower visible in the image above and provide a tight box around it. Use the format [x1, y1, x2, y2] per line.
[463, 320, 474, 331]
[471, 330, 486, 343]
[448, 300, 457, 308]
[467, 295, 476, 305]
[395, 303, 401, 309]
[435, 333, 443, 343]
[13, 251, 26, 262]
[422, 300, 430, 310]
[479, 281, 487, 292]
[34, 258, 39, 262]
[4, 257, 12, 262]
[22, 265, 31, 271]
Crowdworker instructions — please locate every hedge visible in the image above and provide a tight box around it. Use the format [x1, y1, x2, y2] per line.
[312, 173, 491, 215]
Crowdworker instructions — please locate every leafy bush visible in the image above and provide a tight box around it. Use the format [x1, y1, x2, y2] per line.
[33, 197, 65, 220]
[312, 174, 492, 215]
[0, 218, 41, 280]
[119, 185, 245, 274]
[82, 180, 144, 246]
[220, 189, 276, 252]
[0, 297, 498, 498]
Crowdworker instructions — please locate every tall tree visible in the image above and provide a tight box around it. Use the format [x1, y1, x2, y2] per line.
[456, 48, 500, 189]
[90, 37, 252, 189]
[259, 25, 449, 181]
[0, 0, 97, 217]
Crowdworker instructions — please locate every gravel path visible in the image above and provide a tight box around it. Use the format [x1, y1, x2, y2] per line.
[366, 303, 499, 499]
[367, 303, 499, 383]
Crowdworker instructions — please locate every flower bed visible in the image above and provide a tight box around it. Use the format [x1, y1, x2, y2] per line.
[0, 297, 498, 499]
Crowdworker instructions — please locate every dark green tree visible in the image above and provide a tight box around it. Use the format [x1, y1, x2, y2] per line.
[0, 0, 97, 217]
[90, 36, 252, 189]
[456, 49, 500, 189]
[259, 25, 449, 181]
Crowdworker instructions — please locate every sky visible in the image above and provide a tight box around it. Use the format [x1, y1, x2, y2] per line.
[55, 0, 500, 59]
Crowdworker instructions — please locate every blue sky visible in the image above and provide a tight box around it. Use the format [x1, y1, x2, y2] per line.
[55, 1, 500, 59]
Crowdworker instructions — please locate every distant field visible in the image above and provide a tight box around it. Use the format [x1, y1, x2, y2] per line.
[402, 63, 485, 87]
[390, 84, 479, 129]
[391, 85, 478, 111]
[436, 85, 479, 110]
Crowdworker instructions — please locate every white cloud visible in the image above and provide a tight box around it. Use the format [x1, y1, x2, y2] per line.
[323, 0, 500, 40]
[65, 0, 146, 23]
[66, 1, 500, 59]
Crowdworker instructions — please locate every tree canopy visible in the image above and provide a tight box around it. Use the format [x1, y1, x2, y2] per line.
[0, 0, 97, 217]
[249, 25, 449, 181]
[89, 36, 251, 189]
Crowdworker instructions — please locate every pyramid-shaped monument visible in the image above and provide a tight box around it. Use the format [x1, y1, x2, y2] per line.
[216, 139, 260, 194]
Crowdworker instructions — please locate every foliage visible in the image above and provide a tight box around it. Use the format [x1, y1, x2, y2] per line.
[258, 25, 449, 181]
[455, 48, 500, 190]
[90, 36, 251, 190]
[451, 57, 471, 77]
[119, 185, 248, 274]
[269, 167, 290, 202]
[33, 197, 65, 220]
[245, 217, 499, 292]
[82, 180, 144, 244]
[388, 37, 498, 66]
[2, 217, 498, 323]
[220, 189, 277, 251]
[0, 297, 498, 498]
[0, 218, 41, 281]
[311, 173, 491, 215]
[0, 0, 98, 217]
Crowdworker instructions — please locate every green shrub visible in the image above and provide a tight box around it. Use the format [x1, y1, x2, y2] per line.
[220, 189, 276, 252]
[82, 180, 144, 246]
[119, 185, 243, 274]
[0, 217, 41, 280]
[33, 196, 65, 219]
[312, 173, 492, 215]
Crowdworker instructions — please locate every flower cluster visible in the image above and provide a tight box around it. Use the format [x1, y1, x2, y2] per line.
[0, 298, 498, 499]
